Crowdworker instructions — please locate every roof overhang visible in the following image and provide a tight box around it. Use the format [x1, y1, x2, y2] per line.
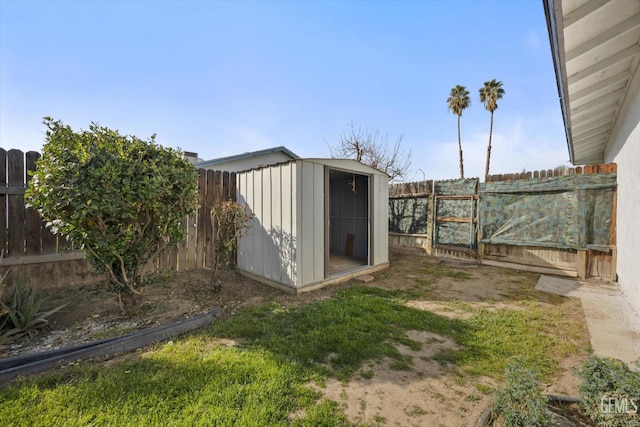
[543, 0, 640, 165]
[197, 146, 299, 168]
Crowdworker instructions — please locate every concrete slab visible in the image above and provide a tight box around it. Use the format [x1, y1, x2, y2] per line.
[536, 275, 640, 368]
[356, 274, 375, 283]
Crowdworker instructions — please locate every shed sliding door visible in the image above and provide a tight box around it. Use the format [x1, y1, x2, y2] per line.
[327, 168, 370, 276]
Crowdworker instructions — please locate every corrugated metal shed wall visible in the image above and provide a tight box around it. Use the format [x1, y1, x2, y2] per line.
[237, 162, 298, 287]
[298, 161, 326, 286]
[373, 172, 389, 265]
[237, 158, 388, 290]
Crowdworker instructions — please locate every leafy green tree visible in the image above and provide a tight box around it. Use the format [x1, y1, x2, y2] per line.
[447, 85, 471, 179]
[479, 79, 505, 180]
[26, 118, 199, 302]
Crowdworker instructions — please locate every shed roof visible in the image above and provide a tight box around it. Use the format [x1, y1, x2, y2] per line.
[235, 157, 390, 178]
[304, 158, 389, 177]
[196, 146, 299, 168]
[544, 0, 640, 164]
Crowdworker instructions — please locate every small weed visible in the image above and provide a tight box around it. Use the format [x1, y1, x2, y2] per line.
[452, 371, 466, 386]
[428, 389, 446, 400]
[360, 369, 374, 379]
[372, 414, 386, 425]
[389, 358, 413, 371]
[465, 393, 481, 402]
[474, 382, 493, 395]
[444, 270, 472, 280]
[404, 404, 428, 417]
[448, 299, 474, 312]
[396, 336, 422, 351]
[414, 278, 434, 287]
[422, 263, 472, 281]
[292, 399, 355, 426]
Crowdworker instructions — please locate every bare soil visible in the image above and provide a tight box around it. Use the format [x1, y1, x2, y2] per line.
[0, 251, 591, 426]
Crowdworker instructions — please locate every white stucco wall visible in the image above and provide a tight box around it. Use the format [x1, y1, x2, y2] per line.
[604, 70, 640, 316]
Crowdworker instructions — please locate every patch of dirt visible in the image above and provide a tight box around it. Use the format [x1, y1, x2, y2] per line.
[0, 268, 286, 357]
[1, 251, 592, 426]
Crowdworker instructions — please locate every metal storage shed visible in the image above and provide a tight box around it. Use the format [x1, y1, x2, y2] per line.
[236, 158, 389, 292]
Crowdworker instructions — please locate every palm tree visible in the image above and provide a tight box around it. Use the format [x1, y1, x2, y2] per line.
[479, 79, 505, 180]
[447, 85, 471, 179]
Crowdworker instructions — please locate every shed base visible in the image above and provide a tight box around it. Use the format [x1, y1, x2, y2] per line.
[238, 263, 390, 294]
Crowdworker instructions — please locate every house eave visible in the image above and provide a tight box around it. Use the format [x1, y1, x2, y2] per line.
[543, 0, 640, 166]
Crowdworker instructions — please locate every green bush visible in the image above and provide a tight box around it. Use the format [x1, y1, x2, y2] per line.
[492, 361, 552, 427]
[26, 118, 199, 299]
[577, 356, 640, 426]
[210, 201, 254, 281]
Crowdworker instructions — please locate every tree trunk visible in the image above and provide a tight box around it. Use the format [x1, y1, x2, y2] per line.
[485, 111, 494, 180]
[457, 115, 464, 179]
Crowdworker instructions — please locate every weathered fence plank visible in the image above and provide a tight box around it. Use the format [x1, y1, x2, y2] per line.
[7, 150, 25, 256]
[196, 169, 208, 269]
[0, 148, 6, 256]
[25, 152, 41, 256]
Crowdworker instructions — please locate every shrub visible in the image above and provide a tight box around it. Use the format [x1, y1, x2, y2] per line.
[577, 356, 640, 426]
[26, 118, 199, 300]
[492, 361, 552, 426]
[210, 201, 254, 289]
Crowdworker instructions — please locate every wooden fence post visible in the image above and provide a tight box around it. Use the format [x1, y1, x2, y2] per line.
[0, 148, 6, 256]
[7, 149, 25, 257]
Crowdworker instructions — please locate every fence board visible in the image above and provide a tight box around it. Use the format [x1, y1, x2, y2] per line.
[196, 169, 208, 269]
[25, 152, 41, 255]
[186, 212, 198, 270]
[177, 216, 188, 270]
[7, 150, 25, 256]
[0, 148, 6, 256]
[204, 170, 216, 268]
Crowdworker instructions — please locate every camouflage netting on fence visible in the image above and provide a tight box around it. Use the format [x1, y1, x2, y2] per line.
[389, 196, 429, 234]
[480, 173, 616, 250]
[388, 180, 431, 234]
[434, 178, 477, 196]
[434, 178, 478, 248]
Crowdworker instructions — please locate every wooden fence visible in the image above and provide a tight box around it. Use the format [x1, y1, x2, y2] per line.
[0, 148, 235, 290]
[389, 164, 617, 281]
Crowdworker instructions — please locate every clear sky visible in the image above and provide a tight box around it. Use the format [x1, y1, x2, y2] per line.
[0, 0, 569, 181]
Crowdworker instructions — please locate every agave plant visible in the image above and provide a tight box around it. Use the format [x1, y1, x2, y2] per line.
[0, 255, 67, 338]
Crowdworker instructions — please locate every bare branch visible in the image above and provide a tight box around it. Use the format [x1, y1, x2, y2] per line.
[330, 121, 411, 181]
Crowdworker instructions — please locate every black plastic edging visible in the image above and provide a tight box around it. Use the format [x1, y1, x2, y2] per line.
[0, 307, 221, 382]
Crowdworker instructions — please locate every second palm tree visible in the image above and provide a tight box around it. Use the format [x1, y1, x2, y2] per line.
[479, 79, 505, 180]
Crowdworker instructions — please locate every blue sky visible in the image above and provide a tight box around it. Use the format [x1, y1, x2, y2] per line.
[0, 0, 569, 181]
